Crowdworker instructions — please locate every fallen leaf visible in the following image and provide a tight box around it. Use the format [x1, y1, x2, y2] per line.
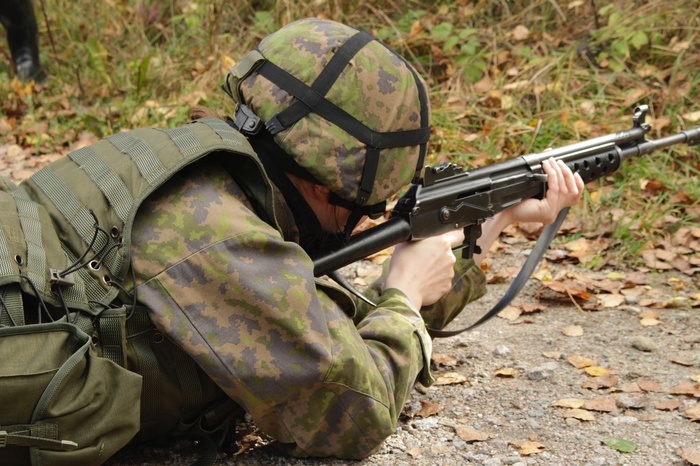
[562, 325, 584, 337]
[455, 427, 489, 442]
[416, 400, 443, 418]
[670, 381, 700, 397]
[655, 399, 682, 411]
[584, 366, 609, 377]
[563, 408, 596, 421]
[597, 294, 625, 308]
[583, 374, 619, 390]
[583, 397, 618, 412]
[498, 305, 522, 321]
[493, 367, 518, 377]
[432, 353, 458, 366]
[434, 372, 469, 386]
[601, 437, 637, 453]
[511, 440, 545, 455]
[640, 317, 662, 326]
[510, 25, 530, 41]
[407, 447, 422, 457]
[678, 448, 700, 465]
[683, 403, 700, 421]
[637, 378, 664, 393]
[552, 398, 585, 409]
[542, 351, 562, 359]
[567, 354, 596, 368]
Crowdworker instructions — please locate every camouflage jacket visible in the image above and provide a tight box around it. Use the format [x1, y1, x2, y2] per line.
[130, 154, 486, 459]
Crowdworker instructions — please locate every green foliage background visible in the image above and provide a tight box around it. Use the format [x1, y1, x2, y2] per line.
[1, 0, 699, 264]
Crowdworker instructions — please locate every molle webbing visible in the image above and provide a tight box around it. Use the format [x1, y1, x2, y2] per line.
[6, 118, 261, 316]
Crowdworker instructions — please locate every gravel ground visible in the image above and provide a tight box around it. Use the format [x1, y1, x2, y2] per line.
[107, 254, 700, 466]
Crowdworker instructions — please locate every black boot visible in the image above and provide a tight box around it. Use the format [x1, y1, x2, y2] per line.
[0, 0, 47, 82]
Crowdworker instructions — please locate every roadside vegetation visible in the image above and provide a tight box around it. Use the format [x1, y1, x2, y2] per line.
[1, 0, 698, 268]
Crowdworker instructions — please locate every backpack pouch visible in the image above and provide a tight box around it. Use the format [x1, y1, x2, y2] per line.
[0, 321, 142, 466]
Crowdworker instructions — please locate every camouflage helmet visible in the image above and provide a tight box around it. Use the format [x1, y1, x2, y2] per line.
[222, 18, 431, 214]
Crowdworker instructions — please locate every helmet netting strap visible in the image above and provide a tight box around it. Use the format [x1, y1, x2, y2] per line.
[264, 30, 376, 136]
[257, 58, 431, 149]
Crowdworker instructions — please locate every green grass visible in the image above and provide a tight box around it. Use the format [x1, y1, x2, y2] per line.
[1, 0, 698, 265]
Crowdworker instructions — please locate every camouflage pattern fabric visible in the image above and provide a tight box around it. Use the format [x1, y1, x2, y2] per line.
[130, 158, 486, 459]
[232, 18, 430, 206]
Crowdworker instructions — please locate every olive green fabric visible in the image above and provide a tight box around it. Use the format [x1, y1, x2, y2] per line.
[0, 321, 142, 466]
[0, 119, 267, 465]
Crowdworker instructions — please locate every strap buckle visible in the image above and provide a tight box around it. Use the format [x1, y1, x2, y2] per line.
[232, 105, 262, 136]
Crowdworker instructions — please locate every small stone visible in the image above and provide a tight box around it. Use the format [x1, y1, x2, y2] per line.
[630, 337, 657, 352]
[526, 362, 559, 381]
[565, 417, 581, 427]
[494, 345, 511, 356]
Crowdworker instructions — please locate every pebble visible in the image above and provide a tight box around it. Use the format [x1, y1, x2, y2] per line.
[525, 362, 559, 381]
[565, 417, 581, 427]
[493, 345, 511, 356]
[630, 336, 657, 352]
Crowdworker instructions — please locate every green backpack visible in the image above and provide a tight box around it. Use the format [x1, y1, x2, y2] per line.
[0, 118, 274, 466]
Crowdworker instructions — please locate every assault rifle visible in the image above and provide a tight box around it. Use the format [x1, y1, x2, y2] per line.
[312, 105, 700, 335]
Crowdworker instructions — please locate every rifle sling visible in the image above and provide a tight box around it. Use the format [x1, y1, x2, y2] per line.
[428, 207, 570, 338]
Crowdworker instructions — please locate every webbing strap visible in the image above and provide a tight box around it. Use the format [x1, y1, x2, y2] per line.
[158, 126, 201, 159]
[30, 168, 113, 305]
[98, 308, 126, 367]
[68, 146, 133, 224]
[205, 117, 253, 150]
[265, 31, 376, 135]
[0, 219, 17, 279]
[171, 345, 204, 419]
[428, 208, 570, 337]
[0, 284, 24, 326]
[127, 308, 160, 429]
[30, 167, 104, 250]
[0, 424, 77, 451]
[11, 189, 46, 294]
[108, 132, 166, 185]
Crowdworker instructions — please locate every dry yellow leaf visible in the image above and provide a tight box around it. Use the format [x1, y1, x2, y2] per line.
[542, 351, 562, 359]
[640, 317, 662, 326]
[498, 305, 522, 321]
[494, 367, 518, 377]
[692, 375, 700, 383]
[455, 427, 489, 442]
[562, 325, 584, 337]
[597, 294, 625, 308]
[511, 440, 545, 455]
[563, 408, 596, 421]
[552, 398, 586, 409]
[434, 372, 468, 386]
[585, 366, 609, 377]
[567, 354, 596, 368]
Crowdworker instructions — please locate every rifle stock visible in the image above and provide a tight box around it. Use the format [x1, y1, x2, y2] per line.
[312, 105, 700, 277]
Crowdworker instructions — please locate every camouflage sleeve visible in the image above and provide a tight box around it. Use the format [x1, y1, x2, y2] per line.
[359, 256, 487, 337]
[131, 163, 432, 459]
